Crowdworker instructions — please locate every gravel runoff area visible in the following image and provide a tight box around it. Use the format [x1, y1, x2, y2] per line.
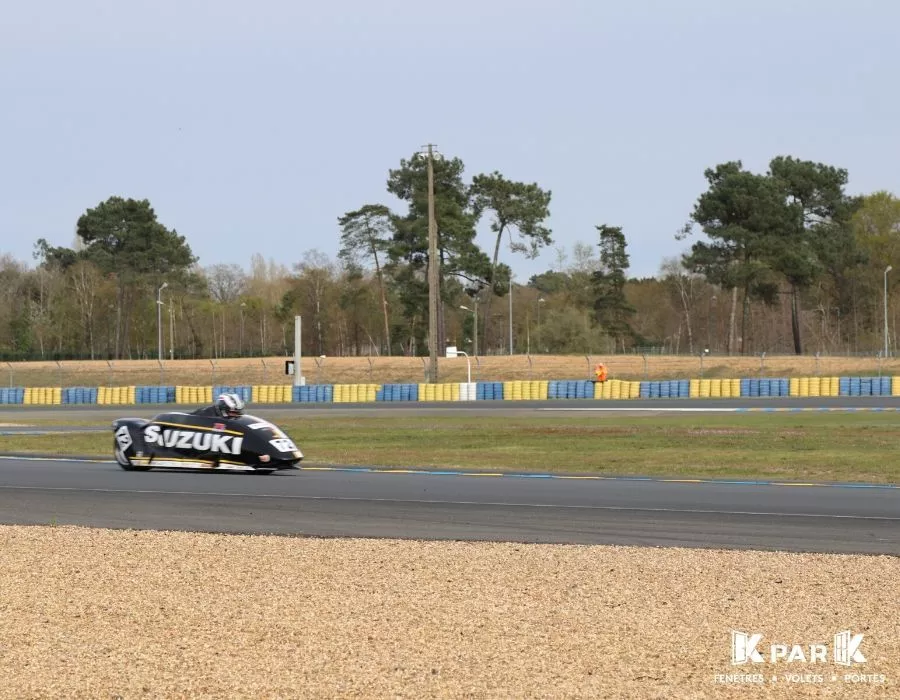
[0, 526, 896, 699]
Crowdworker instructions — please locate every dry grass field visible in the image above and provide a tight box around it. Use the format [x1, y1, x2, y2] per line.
[5, 353, 900, 387]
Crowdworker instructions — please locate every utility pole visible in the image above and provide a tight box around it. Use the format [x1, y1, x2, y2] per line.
[425, 143, 440, 382]
[508, 274, 513, 355]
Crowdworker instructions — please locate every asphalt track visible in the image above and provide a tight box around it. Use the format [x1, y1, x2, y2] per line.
[0, 397, 898, 554]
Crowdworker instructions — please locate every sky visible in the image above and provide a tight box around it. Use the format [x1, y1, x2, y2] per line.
[2, 0, 898, 281]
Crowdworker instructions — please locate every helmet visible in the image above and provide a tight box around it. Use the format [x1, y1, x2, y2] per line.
[215, 392, 245, 418]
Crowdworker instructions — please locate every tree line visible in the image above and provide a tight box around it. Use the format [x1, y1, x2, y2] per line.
[1, 152, 899, 362]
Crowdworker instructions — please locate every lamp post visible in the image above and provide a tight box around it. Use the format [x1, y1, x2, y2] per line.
[537, 297, 545, 353]
[157, 282, 168, 360]
[460, 303, 478, 356]
[885, 265, 893, 358]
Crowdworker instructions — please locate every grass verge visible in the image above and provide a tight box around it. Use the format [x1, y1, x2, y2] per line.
[1, 412, 899, 483]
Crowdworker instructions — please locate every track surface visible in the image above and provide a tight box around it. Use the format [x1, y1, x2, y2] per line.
[0, 457, 897, 554]
[1, 397, 899, 553]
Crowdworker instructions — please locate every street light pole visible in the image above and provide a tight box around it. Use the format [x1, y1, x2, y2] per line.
[885, 265, 893, 357]
[460, 304, 478, 356]
[157, 282, 167, 360]
[537, 297, 545, 353]
[425, 144, 440, 382]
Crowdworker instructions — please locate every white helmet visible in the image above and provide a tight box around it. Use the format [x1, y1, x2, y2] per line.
[215, 392, 245, 418]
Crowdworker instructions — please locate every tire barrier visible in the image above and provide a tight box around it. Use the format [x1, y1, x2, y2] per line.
[175, 386, 213, 405]
[332, 384, 379, 403]
[0, 388, 25, 404]
[639, 380, 691, 399]
[6, 375, 900, 407]
[476, 382, 504, 400]
[376, 383, 419, 402]
[63, 387, 99, 404]
[135, 386, 177, 403]
[212, 386, 253, 403]
[594, 379, 641, 399]
[23, 387, 63, 405]
[294, 385, 334, 402]
[549, 380, 594, 399]
[251, 385, 292, 403]
[417, 383, 461, 402]
[502, 380, 550, 401]
[97, 386, 137, 405]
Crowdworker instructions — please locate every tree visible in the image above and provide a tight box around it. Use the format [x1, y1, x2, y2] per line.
[592, 224, 635, 350]
[386, 153, 491, 353]
[766, 156, 850, 354]
[683, 162, 788, 354]
[470, 171, 552, 349]
[37, 197, 196, 358]
[205, 263, 247, 304]
[659, 257, 701, 354]
[338, 204, 396, 354]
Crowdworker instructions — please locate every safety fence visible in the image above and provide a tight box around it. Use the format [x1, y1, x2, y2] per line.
[1, 375, 899, 405]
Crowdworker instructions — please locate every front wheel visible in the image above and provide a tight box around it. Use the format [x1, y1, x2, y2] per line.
[113, 437, 151, 471]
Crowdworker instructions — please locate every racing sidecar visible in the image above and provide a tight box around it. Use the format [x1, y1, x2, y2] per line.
[112, 410, 303, 474]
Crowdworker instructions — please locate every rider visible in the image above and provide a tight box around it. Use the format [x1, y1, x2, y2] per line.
[191, 392, 246, 419]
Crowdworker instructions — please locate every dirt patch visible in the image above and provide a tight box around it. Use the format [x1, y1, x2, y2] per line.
[0, 526, 895, 698]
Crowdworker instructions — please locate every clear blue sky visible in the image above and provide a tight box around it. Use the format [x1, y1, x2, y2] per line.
[2, 0, 897, 280]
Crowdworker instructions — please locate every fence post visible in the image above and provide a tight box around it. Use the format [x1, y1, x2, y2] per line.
[699, 352, 704, 378]
[815, 352, 820, 376]
[106, 360, 114, 386]
[314, 356, 325, 383]
[210, 359, 217, 388]
[878, 351, 883, 378]
[526, 354, 533, 379]
[6, 362, 12, 388]
[56, 361, 63, 387]
[759, 352, 766, 375]
[158, 359, 164, 387]
[642, 354, 648, 380]
[367, 356, 374, 382]
[420, 357, 428, 382]
[585, 355, 593, 378]
[260, 358, 269, 385]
